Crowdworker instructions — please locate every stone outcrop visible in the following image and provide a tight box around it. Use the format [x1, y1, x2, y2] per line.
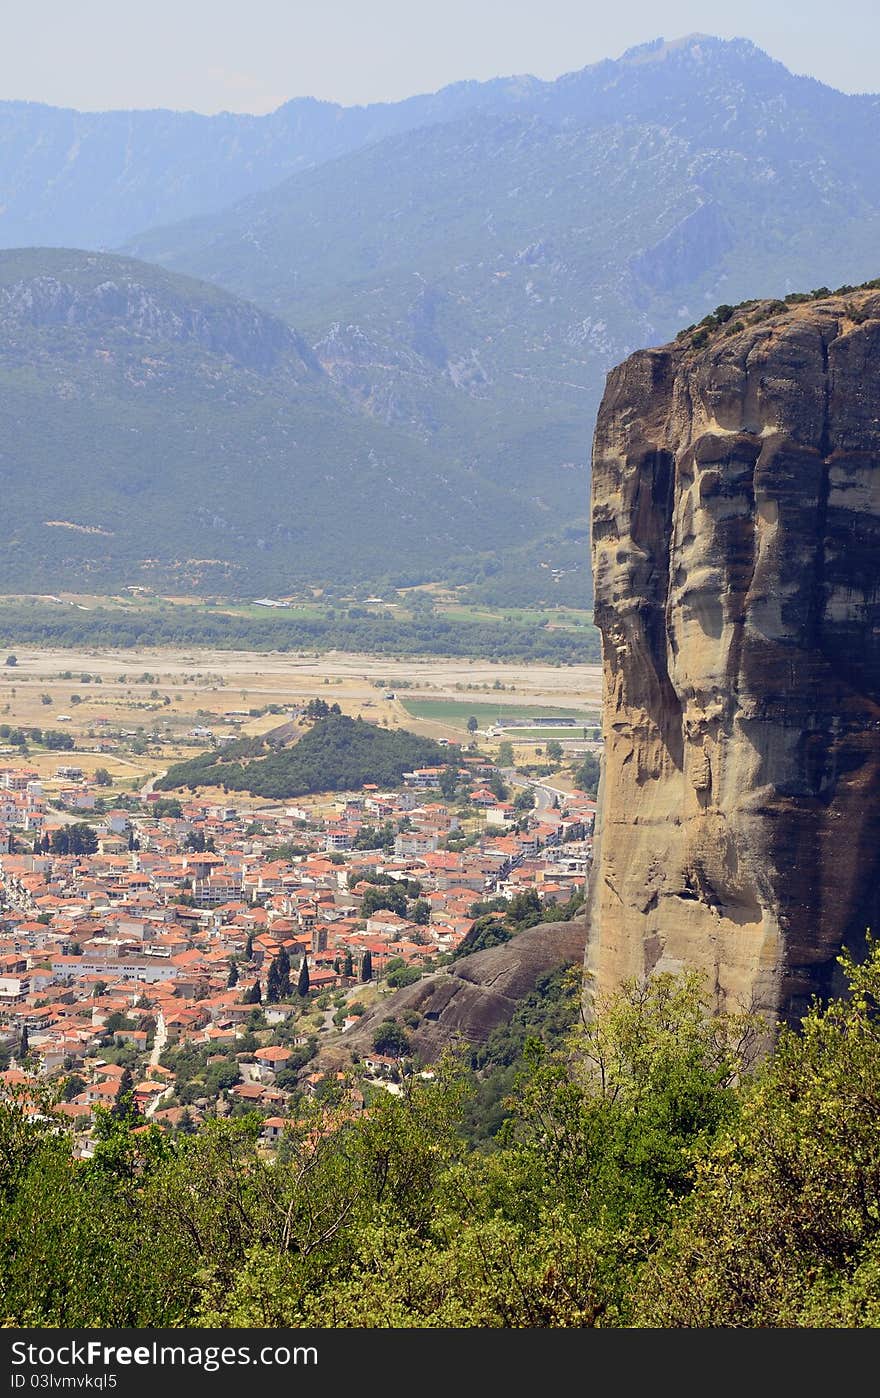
[587, 287, 880, 1025]
[337, 917, 587, 1064]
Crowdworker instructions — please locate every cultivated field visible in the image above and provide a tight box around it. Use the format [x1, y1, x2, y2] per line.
[400, 699, 598, 729]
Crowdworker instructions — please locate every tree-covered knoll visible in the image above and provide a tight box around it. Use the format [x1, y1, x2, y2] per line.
[156, 713, 448, 798]
[5, 941, 880, 1326]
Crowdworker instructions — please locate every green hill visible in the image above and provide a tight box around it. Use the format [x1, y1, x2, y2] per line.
[0, 248, 540, 594]
[156, 712, 449, 798]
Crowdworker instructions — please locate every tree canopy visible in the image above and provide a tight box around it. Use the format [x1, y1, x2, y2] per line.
[1, 942, 878, 1327]
[157, 714, 448, 800]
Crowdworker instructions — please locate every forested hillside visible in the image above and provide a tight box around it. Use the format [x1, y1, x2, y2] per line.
[0, 249, 538, 593]
[156, 713, 448, 798]
[3, 944, 878, 1327]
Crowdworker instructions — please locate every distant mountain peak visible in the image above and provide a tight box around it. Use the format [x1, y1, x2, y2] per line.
[618, 33, 768, 65]
[620, 34, 716, 61]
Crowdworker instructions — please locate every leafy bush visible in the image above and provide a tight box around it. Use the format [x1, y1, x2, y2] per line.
[371, 1021, 412, 1057]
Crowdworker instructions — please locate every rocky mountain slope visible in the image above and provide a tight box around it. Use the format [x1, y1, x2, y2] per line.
[0, 249, 533, 591]
[339, 916, 587, 1065]
[586, 284, 880, 1026]
[6, 37, 880, 601]
[0, 76, 544, 251]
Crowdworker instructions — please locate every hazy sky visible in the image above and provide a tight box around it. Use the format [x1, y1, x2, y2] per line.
[2, 0, 879, 113]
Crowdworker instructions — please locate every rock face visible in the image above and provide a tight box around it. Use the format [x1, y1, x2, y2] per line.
[339, 918, 587, 1064]
[588, 288, 880, 1025]
[0, 263, 315, 374]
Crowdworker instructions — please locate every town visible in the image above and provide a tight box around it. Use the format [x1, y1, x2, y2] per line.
[0, 718, 595, 1153]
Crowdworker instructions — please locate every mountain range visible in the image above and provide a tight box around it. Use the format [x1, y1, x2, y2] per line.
[0, 248, 536, 593]
[2, 35, 879, 598]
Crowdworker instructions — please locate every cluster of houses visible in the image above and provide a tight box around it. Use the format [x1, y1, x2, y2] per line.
[0, 754, 594, 1150]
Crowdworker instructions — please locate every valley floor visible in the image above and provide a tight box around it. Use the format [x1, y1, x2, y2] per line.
[0, 647, 602, 788]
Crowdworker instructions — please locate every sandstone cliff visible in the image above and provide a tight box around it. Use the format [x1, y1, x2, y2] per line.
[588, 287, 880, 1024]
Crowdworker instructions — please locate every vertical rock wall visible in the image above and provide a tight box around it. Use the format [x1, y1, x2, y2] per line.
[587, 290, 880, 1024]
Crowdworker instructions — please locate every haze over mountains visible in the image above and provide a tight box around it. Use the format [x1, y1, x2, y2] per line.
[0, 249, 534, 593]
[3, 35, 880, 596]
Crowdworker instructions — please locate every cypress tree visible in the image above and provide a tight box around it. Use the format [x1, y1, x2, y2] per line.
[297, 955, 310, 998]
[227, 961, 239, 988]
[344, 951, 354, 978]
[361, 949, 373, 983]
[111, 1066, 139, 1122]
[18, 1026, 29, 1060]
[245, 933, 254, 960]
[276, 945, 292, 997]
[266, 958, 282, 1003]
[244, 979, 262, 1004]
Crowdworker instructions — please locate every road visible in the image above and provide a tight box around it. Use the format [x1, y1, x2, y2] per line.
[148, 1010, 167, 1068]
[143, 1012, 173, 1118]
[504, 770, 563, 814]
[140, 769, 167, 798]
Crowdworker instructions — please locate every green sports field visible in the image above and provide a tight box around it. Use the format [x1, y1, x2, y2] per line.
[400, 699, 597, 730]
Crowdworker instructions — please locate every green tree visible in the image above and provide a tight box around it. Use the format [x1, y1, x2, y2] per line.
[466, 716, 479, 734]
[266, 959, 282, 1004]
[276, 945, 292, 998]
[61, 1073, 86, 1102]
[110, 1067, 141, 1125]
[387, 964, 422, 990]
[574, 752, 601, 797]
[371, 1020, 411, 1057]
[438, 765, 458, 800]
[94, 768, 112, 787]
[507, 889, 545, 929]
[50, 824, 99, 856]
[638, 940, 880, 1327]
[497, 741, 514, 767]
[343, 951, 354, 978]
[227, 962, 239, 988]
[452, 914, 512, 961]
[18, 1026, 29, 1061]
[361, 950, 373, 983]
[362, 885, 407, 919]
[243, 980, 262, 1005]
[297, 955, 310, 999]
[487, 773, 509, 801]
[410, 899, 431, 925]
[546, 740, 563, 764]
